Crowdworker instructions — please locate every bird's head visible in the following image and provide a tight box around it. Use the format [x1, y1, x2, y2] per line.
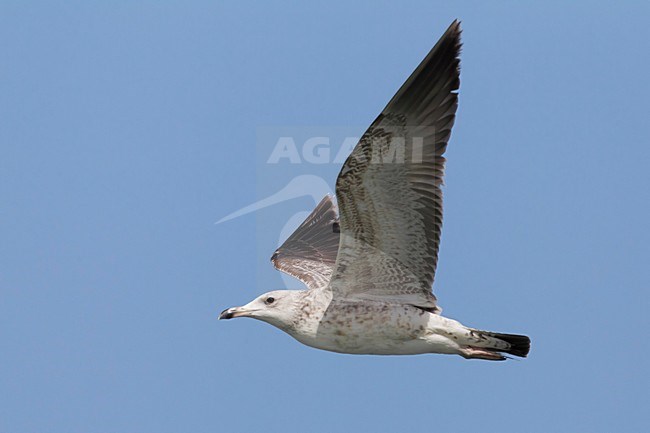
[219, 290, 303, 330]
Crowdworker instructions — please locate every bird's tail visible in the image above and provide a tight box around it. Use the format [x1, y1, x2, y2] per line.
[460, 330, 531, 361]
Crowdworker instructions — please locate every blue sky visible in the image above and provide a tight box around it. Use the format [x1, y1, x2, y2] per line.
[2, 2, 649, 432]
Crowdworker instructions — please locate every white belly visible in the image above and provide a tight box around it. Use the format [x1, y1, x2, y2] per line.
[287, 300, 465, 356]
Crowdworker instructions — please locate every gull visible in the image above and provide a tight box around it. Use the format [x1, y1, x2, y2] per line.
[220, 21, 530, 360]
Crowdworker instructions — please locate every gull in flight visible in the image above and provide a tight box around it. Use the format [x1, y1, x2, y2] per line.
[220, 21, 530, 360]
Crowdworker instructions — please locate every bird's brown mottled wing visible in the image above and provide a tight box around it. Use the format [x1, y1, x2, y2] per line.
[271, 195, 340, 290]
[328, 21, 462, 312]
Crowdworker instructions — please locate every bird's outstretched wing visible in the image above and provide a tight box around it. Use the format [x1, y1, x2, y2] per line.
[271, 195, 340, 290]
[328, 21, 462, 312]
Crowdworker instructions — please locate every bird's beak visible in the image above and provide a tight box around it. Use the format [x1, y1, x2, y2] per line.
[219, 306, 255, 320]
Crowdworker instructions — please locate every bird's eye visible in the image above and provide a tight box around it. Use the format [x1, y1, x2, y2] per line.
[265, 297, 275, 304]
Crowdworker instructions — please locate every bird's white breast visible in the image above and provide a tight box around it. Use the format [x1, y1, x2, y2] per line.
[286, 299, 455, 355]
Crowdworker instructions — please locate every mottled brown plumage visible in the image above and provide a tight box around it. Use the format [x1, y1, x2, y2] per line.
[220, 21, 531, 361]
[271, 195, 339, 290]
[329, 20, 460, 312]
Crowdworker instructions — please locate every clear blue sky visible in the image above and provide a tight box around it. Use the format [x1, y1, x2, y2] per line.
[2, 2, 649, 433]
